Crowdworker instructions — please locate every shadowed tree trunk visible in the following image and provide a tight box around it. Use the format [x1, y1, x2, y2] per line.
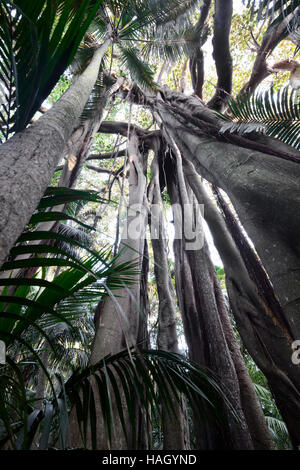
[182, 164, 276, 449]
[137, 238, 152, 450]
[189, 0, 211, 99]
[182, 157, 300, 444]
[165, 148, 253, 450]
[207, 0, 233, 111]
[148, 155, 189, 450]
[212, 271, 274, 450]
[172, 135, 300, 446]
[69, 133, 149, 449]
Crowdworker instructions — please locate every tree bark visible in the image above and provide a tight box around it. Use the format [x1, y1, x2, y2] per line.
[165, 153, 253, 450]
[189, 0, 211, 99]
[207, 0, 233, 110]
[155, 90, 300, 341]
[148, 156, 189, 450]
[213, 272, 274, 450]
[0, 38, 111, 268]
[160, 109, 300, 445]
[183, 163, 274, 449]
[69, 133, 148, 449]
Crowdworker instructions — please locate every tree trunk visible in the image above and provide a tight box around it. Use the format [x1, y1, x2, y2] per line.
[69, 133, 148, 449]
[213, 273, 274, 450]
[183, 164, 274, 449]
[181, 155, 300, 446]
[137, 239, 152, 450]
[165, 153, 253, 450]
[156, 90, 300, 340]
[0, 39, 111, 267]
[148, 156, 189, 450]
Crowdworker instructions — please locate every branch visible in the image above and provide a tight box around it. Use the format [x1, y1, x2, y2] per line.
[86, 164, 124, 177]
[98, 121, 161, 150]
[207, 0, 233, 111]
[189, 0, 211, 98]
[99, 121, 147, 137]
[155, 91, 300, 164]
[237, 19, 289, 97]
[86, 149, 127, 161]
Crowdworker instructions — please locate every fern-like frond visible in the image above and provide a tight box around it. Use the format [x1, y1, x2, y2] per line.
[244, 1, 300, 48]
[218, 85, 300, 150]
[0, 0, 103, 140]
[0, 348, 232, 449]
[141, 24, 199, 63]
[119, 46, 157, 91]
[119, 0, 202, 63]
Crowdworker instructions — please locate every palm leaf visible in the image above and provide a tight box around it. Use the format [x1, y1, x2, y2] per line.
[0, 0, 104, 140]
[119, 0, 202, 63]
[244, 0, 300, 48]
[218, 85, 300, 149]
[0, 186, 138, 347]
[265, 416, 289, 440]
[119, 46, 156, 91]
[0, 348, 233, 449]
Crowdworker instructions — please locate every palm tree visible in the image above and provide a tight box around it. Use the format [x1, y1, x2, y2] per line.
[0, 0, 203, 267]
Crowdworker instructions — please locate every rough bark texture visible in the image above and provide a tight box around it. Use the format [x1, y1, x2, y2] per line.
[165, 156, 253, 450]
[61, 76, 124, 189]
[182, 164, 275, 450]
[148, 156, 189, 450]
[183, 166, 274, 449]
[69, 134, 148, 449]
[137, 238, 152, 450]
[155, 90, 300, 340]
[213, 274, 274, 450]
[155, 93, 300, 445]
[0, 39, 111, 268]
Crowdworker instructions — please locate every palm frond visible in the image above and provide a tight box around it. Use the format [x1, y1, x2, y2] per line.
[118, 0, 202, 34]
[0, 349, 233, 449]
[244, 1, 300, 48]
[119, 46, 157, 91]
[0, 187, 138, 347]
[266, 415, 289, 435]
[118, 0, 202, 63]
[0, 0, 103, 140]
[80, 75, 116, 122]
[244, 0, 298, 21]
[55, 223, 93, 260]
[141, 24, 199, 63]
[218, 85, 300, 149]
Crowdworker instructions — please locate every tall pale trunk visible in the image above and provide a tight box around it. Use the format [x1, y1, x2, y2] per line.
[0, 39, 111, 267]
[69, 134, 148, 449]
[148, 156, 189, 450]
[60, 76, 124, 189]
[90, 134, 148, 362]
